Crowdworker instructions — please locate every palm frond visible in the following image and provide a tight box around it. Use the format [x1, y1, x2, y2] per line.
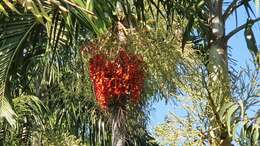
[0, 13, 37, 126]
[0, 87, 16, 127]
[12, 95, 46, 145]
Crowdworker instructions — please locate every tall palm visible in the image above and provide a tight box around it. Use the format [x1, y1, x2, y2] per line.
[148, 0, 260, 145]
[0, 0, 159, 145]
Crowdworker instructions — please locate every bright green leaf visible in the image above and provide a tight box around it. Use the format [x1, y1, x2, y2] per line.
[227, 104, 239, 135]
[0, 88, 16, 127]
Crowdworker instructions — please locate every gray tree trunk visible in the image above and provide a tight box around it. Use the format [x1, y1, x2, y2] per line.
[112, 108, 125, 146]
[209, 1, 231, 145]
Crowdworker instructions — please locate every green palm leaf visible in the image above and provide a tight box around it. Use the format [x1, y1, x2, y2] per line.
[0, 13, 36, 126]
[0, 87, 16, 127]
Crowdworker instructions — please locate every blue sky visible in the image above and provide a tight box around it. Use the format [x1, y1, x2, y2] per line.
[148, 3, 260, 133]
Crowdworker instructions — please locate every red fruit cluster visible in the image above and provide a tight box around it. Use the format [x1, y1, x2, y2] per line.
[89, 49, 145, 109]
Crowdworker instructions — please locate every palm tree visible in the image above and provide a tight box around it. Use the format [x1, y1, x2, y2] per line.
[148, 0, 260, 145]
[0, 0, 111, 145]
[0, 0, 159, 145]
[0, 0, 109, 124]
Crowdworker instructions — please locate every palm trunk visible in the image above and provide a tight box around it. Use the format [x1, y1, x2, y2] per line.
[209, 43, 232, 146]
[209, 42, 232, 146]
[208, 1, 232, 145]
[112, 108, 125, 146]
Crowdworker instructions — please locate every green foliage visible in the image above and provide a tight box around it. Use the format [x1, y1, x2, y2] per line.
[0, 0, 114, 126]
[149, 1, 260, 145]
[0, 88, 16, 128]
[0, 12, 37, 127]
[155, 64, 260, 145]
[82, 16, 189, 101]
[36, 132, 86, 146]
[0, 1, 164, 145]
[155, 109, 206, 145]
[0, 95, 46, 145]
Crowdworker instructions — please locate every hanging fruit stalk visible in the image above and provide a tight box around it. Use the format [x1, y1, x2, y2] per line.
[89, 48, 145, 146]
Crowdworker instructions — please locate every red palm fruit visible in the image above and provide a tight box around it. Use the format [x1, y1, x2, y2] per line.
[89, 48, 145, 109]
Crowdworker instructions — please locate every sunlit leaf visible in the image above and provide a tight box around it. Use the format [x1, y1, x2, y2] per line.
[2, 0, 21, 14]
[0, 4, 8, 16]
[0, 87, 16, 127]
[226, 104, 239, 135]
[244, 20, 260, 65]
